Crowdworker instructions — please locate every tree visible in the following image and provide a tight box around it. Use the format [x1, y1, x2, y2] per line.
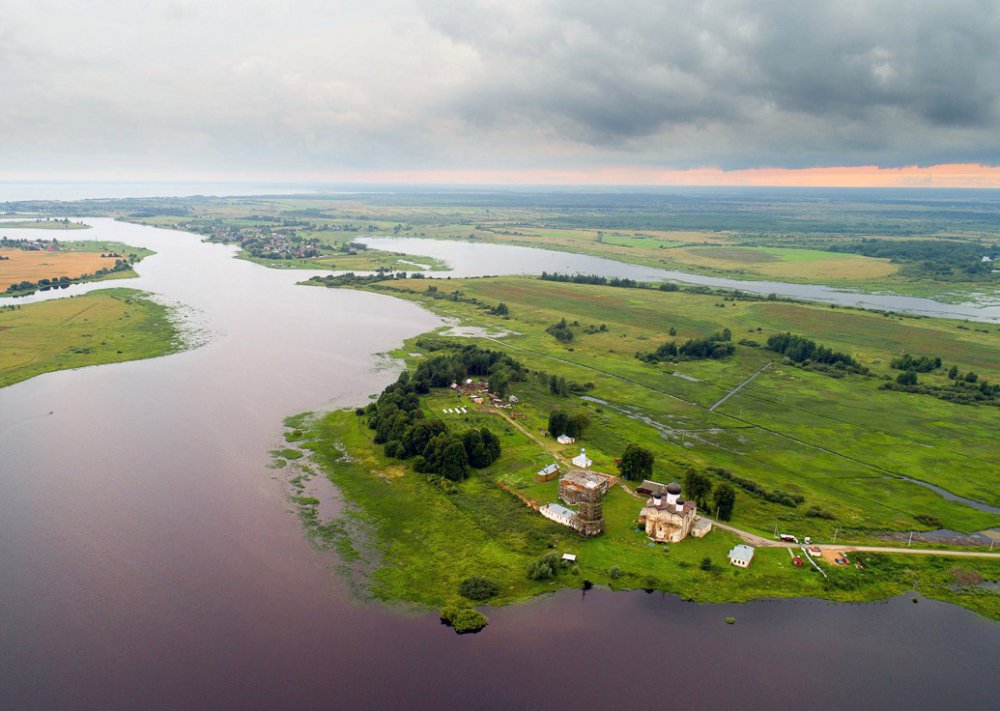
[567, 412, 589, 439]
[618, 444, 654, 482]
[438, 439, 470, 482]
[548, 409, 569, 437]
[948, 365, 959, 379]
[462, 430, 491, 468]
[683, 468, 713, 509]
[480, 427, 501, 462]
[896, 370, 918, 386]
[713, 483, 736, 521]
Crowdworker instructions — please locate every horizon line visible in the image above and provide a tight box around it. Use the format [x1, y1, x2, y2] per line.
[5, 163, 1000, 190]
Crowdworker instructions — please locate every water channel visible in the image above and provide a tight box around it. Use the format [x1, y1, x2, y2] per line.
[1, 219, 997, 710]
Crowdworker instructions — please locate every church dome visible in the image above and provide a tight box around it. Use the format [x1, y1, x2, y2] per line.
[667, 482, 682, 495]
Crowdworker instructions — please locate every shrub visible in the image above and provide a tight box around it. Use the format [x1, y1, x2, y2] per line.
[458, 577, 500, 601]
[804, 506, 836, 520]
[439, 606, 488, 634]
[527, 552, 561, 581]
[915, 513, 942, 528]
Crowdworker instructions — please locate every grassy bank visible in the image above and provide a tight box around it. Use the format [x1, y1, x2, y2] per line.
[0, 219, 90, 230]
[0, 288, 180, 388]
[237, 249, 448, 272]
[286, 275, 999, 620]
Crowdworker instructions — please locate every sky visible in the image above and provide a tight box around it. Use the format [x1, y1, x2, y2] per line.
[3, 0, 1000, 187]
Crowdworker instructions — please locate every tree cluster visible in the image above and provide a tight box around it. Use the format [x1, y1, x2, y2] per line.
[766, 332, 858, 369]
[890, 353, 941, 373]
[365, 347, 512, 481]
[636, 329, 734, 363]
[617, 444, 654, 481]
[547, 409, 589, 439]
[539, 272, 642, 288]
[546, 317, 575, 343]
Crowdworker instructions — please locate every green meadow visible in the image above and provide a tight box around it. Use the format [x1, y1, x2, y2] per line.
[288, 275, 1000, 620]
[0, 288, 180, 388]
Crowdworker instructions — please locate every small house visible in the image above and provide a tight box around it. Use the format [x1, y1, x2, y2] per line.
[562, 553, 577, 563]
[536, 462, 560, 482]
[691, 517, 712, 538]
[539, 503, 576, 528]
[728, 544, 755, 568]
[556, 434, 575, 445]
[571, 448, 592, 469]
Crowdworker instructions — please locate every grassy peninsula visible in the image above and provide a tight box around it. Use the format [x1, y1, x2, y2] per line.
[0, 288, 180, 388]
[0, 238, 154, 296]
[285, 275, 1000, 624]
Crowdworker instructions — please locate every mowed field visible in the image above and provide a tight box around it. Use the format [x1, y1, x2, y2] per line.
[372, 276, 1000, 526]
[0, 250, 118, 290]
[0, 288, 178, 388]
[666, 246, 899, 280]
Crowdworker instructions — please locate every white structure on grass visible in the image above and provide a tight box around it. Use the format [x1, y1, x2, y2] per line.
[728, 544, 755, 568]
[539, 503, 576, 528]
[571, 448, 592, 469]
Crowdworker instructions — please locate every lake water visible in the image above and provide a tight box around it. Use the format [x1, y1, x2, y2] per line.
[1, 220, 997, 710]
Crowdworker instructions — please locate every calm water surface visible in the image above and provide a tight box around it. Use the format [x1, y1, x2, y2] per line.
[1, 220, 997, 710]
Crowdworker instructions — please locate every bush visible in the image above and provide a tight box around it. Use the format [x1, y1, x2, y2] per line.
[458, 577, 500, 601]
[915, 513, 943, 528]
[439, 606, 488, 634]
[527, 552, 561, 581]
[804, 506, 836, 520]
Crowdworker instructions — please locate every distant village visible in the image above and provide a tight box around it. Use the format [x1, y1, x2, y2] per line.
[174, 218, 382, 261]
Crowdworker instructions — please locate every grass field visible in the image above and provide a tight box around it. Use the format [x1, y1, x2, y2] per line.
[286, 275, 1000, 620]
[667, 246, 899, 280]
[0, 241, 153, 293]
[0, 288, 179, 388]
[293, 384, 1000, 620]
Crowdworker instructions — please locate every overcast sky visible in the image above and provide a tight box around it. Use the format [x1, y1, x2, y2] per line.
[3, 0, 1000, 184]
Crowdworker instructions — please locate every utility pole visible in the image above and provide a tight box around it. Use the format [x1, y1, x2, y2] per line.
[907, 531, 914, 547]
[832, 529, 839, 545]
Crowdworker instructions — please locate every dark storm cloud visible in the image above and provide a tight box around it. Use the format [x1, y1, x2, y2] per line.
[421, 0, 1000, 167]
[2, 0, 999, 175]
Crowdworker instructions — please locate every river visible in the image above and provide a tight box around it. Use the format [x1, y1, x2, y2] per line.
[362, 236, 1000, 323]
[1, 219, 997, 710]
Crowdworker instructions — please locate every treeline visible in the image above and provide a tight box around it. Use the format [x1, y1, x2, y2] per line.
[307, 271, 410, 288]
[540, 272, 642, 288]
[828, 238, 999, 281]
[412, 336, 592, 398]
[707, 466, 806, 509]
[636, 329, 734, 362]
[766, 332, 865, 376]
[883, 371, 1000, 405]
[363, 346, 515, 482]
